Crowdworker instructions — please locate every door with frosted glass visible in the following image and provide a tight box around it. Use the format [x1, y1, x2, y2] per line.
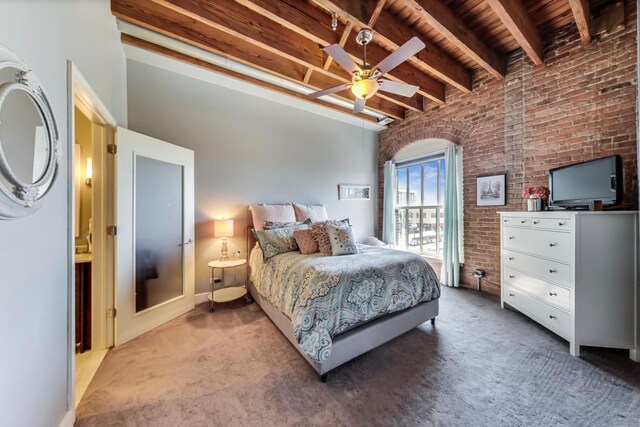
[115, 127, 194, 345]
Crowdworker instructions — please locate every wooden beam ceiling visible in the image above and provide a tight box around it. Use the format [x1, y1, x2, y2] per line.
[485, 0, 543, 66]
[121, 34, 380, 123]
[402, 0, 506, 79]
[316, 0, 472, 92]
[112, 0, 406, 119]
[112, 0, 601, 123]
[233, 0, 441, 106]
[568, 0, 592, 45]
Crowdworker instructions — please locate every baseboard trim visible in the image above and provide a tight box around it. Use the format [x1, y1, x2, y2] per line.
[194, 292, 209, 305]
[59, 408, 75, 427]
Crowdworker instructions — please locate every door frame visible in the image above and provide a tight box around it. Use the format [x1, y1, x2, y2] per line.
[66, 61, 117, 416]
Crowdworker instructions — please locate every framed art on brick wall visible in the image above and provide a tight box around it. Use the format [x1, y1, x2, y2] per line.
[477, 174, 506, 206]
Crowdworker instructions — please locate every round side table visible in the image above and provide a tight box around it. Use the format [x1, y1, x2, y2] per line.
[207, 259, 252, 312]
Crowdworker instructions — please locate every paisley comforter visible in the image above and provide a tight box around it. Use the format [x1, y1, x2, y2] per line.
[249, 245, 441, 363]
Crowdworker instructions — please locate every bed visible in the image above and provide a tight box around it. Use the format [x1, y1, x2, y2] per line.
[247, 226, 441, 381]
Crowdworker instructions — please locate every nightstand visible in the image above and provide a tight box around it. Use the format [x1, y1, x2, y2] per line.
[208, 259, 252, 312]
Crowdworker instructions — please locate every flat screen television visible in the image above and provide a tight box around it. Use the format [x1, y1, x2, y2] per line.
[549, 155, 623, 209]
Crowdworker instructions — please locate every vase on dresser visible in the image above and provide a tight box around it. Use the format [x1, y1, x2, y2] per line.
[527, 198, 543, 211]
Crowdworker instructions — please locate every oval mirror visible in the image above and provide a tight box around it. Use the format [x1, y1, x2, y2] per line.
[0, 44, 60, 219]
[0, 84, 48, 184]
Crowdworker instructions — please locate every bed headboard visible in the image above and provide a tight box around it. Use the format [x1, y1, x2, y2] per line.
[247, 225, 257, 257]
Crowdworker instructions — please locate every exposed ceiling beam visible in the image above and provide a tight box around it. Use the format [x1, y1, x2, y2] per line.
[485, 0, 543, 65]
[154, 0, 428, 110]
[316, 0, 472, 92]
[402, 0, 506, 79]
[232, 0, 438, 107]
[568, 0, 591, 45]
[368, 0, 386, 27]
[121, 34, 381, 124]
[112, 0, 405, 119]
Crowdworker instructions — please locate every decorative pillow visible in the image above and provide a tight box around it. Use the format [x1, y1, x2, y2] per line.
[263, 218, 311, 230]
[326, 223, 359, 256]
[310, 219, 350, 255]
[254, 224, 308, 261]
[293, 203, 329, 223]
[293, 229, 319, 255]
[249, 204, 296, 231]
[366, 236, 387, 247]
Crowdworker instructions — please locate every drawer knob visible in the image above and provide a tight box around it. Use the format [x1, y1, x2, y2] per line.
[509, 236, 514, 240]
[521, 220, 526, 224]
[549, 269, 557, 273]
[504, 219, 508, 222]
[508, 257, 514, 260]
[509, 275, 515, 279]
[558, 222, 565, 226]
[549, 243, 557, 247]
[533, 220, 539, 224]
[549, 292, 557, 296]
[509, 293, 515, 297]
[549, 315, 557, 319]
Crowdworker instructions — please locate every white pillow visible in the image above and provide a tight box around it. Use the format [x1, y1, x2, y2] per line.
[293, 203, 329, 223]
[249, 204, 296, 231]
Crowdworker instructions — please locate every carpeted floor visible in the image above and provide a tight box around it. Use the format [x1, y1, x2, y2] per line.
[76, 287, 640, 426]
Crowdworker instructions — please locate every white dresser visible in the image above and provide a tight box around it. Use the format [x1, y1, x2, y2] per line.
[500, 211, 638, 360]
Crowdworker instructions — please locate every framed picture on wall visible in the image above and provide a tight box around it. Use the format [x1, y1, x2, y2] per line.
[476, 174, 506, 206]
[338, 184, 371, 201]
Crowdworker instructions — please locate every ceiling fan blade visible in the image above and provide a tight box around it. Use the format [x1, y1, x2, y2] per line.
[309, 84, 351, 98]
[378, 79, 420, 97]
[324, 44, 360, 74]
[353, 97, 366, 114]
[374, 37, 426, 75]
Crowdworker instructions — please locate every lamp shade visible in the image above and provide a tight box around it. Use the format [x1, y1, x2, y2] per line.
[351, 79, 379, 100]
[214, 219, 234, 238]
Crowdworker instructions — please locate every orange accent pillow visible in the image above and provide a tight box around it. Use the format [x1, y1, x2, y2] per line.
[293, 229, 318, 255]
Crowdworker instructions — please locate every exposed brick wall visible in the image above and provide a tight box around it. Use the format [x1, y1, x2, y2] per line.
[378, 1, 638, 294]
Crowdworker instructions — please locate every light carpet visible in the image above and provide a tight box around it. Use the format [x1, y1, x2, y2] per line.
[76, 287, 640, 426]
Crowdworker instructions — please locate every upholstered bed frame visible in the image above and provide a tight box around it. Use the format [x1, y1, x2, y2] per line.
[246, 226, 439, 382]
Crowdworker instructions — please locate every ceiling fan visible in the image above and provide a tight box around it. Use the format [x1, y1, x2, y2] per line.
[309, 28, 426, 113]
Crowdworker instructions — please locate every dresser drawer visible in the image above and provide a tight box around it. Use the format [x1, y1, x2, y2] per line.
[501, 216, 530, 227]
[531, 216, 571, 232]
[502, 249, 571, 288]
[503, 267, 571, 312]
[503, 227, 572, 263]
[503, 284, 571, 339]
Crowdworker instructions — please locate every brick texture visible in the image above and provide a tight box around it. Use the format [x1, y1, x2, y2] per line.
[378, 1, 638, 294]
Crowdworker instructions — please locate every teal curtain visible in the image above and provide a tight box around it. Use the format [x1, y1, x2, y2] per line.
[441, 145, 463, 287]
[382, 160, 396, 244]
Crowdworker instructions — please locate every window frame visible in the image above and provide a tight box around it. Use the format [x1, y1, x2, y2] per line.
[395, 154, 445, 258]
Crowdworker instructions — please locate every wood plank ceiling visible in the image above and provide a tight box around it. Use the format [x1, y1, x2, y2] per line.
[112, 0, 615, 124]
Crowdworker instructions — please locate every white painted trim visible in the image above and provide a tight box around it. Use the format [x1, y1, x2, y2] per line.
[58, 408, 75, 427]
[194, 292, 210, 305]
[118, 21, 386, 133]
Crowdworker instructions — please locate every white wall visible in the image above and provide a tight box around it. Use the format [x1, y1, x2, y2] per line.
[126, 59, 379, 294]
[0, 1, 126, 426]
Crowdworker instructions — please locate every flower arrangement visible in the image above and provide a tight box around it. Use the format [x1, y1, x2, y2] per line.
[522, 186, 549, 200]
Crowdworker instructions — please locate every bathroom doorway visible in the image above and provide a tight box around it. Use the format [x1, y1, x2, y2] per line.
[69, 63, 117, 408]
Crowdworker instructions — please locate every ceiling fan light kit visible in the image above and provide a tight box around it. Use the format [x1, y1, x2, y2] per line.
[309, 28, 426, 116]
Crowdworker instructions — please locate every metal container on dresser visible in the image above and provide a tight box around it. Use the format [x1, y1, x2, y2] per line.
[499, 211, 639, 361]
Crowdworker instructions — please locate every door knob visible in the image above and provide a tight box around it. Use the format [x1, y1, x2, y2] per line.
[179, 239, 194, 247]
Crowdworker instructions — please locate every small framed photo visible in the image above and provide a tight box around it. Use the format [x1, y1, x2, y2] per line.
[338, 184, 371, 201]
[477, 174, 506, 206]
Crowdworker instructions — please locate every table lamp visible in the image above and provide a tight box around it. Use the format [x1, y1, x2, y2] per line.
[214, 218, 234, 260]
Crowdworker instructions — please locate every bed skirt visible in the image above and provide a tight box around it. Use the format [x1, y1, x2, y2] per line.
[248, 280, 439, 376]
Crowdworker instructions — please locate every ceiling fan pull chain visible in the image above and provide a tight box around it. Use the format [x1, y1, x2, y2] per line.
[331, 12, 337, 31]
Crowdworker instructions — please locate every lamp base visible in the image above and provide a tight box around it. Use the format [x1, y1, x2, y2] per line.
[221, 238, 229, 261]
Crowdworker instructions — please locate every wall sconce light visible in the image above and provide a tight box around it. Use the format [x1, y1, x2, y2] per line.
[85, 157, 92, 187]
[214, 218, 234, 261]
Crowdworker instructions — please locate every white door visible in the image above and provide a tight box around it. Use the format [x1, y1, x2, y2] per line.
[115, 127, 195, 345]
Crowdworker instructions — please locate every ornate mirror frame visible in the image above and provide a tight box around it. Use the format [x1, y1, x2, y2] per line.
[0, 44, 60, 219]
